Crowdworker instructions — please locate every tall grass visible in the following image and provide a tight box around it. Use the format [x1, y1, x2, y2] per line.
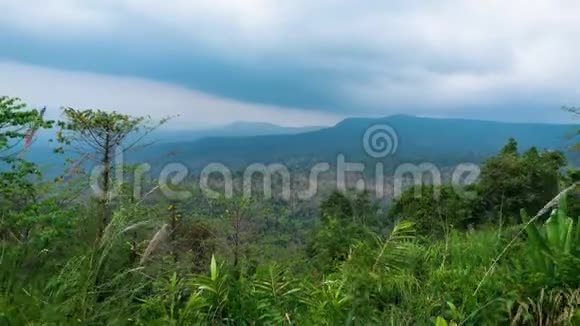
[2, 192, 579, 325]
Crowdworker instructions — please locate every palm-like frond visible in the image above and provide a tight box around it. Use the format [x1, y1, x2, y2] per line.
[189, 255, 230, 322]
[253, 265, 306, 324]
[372, 220, 416, 272]
[521, 193, 580, 280]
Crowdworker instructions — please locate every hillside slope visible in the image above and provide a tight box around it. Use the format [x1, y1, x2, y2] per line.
[142, 115, 578, 171]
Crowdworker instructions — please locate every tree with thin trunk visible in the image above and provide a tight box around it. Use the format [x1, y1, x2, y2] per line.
[216, 195, 255, 272]
[57, 108, 165, 238]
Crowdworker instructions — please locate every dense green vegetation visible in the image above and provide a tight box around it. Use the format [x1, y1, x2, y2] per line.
[1, 97, 579, 325]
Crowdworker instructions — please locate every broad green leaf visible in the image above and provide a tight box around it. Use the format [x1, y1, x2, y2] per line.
[435, 316, 448, 326]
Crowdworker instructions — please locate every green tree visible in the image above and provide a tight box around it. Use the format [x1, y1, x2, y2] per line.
[320, 190, 381, 226]
[563, 106, 580, 216]
[57, 108, 163, 237]
[388, 185, 474, 237]
[0, 96, 53, 212]
[320, 191, 353, 221]
[478, 139, 566, 221]
[308, 191, 381, 271]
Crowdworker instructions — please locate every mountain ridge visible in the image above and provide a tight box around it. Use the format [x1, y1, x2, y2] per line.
[140, 114, 578, 171]
[18, 114, 579, 177]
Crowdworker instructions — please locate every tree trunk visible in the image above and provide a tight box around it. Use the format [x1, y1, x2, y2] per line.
[233, 208, 241, 269]
[169, 203, 178, 263]
[99, 133, 112, 237]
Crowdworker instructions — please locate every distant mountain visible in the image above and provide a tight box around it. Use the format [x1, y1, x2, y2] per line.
[18, 121, 325, 175]
[150, 121, 325, 143]
[16, 115, 579, 177]
[141, 115, 579, 171]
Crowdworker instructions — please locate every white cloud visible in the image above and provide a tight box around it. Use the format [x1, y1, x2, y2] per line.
[0, 61, 342, 128]
[0, 0, 113, 34]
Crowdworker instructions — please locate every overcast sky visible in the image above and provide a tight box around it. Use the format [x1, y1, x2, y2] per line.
[1, 0, 580, 127]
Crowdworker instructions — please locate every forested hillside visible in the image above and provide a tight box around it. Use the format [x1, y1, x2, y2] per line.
[1, 96, 580, 325]
[141, 115, 578, 171]
[17, 114, 579, 178]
